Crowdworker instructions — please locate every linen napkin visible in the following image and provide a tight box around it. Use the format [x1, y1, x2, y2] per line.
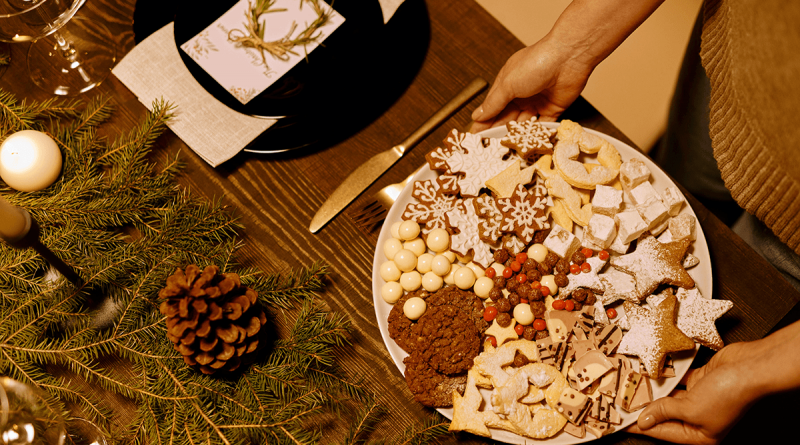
[112, 22, 276, 167]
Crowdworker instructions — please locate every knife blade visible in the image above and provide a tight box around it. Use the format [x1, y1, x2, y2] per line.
[309, 77, 488, 233]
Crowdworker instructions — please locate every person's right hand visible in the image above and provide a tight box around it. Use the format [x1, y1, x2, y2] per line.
[627, 341, 767, 444]
[470, 38, 594, 133]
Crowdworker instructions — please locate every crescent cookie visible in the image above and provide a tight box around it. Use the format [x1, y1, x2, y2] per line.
[553, 120, 622, 190]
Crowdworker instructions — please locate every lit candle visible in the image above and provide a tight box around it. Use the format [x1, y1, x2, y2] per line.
[0, 130, 63, 192]
[0, 195, 31, 243]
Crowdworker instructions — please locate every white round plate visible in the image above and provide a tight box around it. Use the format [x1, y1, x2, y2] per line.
[372, 123, 711, 444]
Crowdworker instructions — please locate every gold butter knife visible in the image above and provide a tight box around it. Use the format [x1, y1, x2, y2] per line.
[309, 77, 488, 233]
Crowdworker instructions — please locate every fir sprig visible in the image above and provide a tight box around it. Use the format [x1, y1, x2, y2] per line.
[0, 90, 455, 445]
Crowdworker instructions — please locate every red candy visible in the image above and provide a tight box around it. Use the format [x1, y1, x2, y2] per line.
[540, 286, 551, 297]
[484, 306, 498, 322]
[503, 267, 513, 279]
[485, 267, 497, 279]
[533, 318, 547, 331]
[520, 298, 529, 304]
[570, 264, 581, 275]
[516, 273, 527, 284]
[551, 299, 565, 310]
[606, 307, 618, 319]
[516, 252, 528, 263]
[514, 324, 525, 336]
[581, 247, 594, 258]
[564, 300, 575, 311]
[581, 262, 592, 273]
[511, 261, 522, 272]
[487, 336, 497, 347]
[598, 250, 610, 261]
[531, 281, 541, 289]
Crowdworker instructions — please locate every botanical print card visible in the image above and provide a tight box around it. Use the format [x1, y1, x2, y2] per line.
[181, 0, 345, 105]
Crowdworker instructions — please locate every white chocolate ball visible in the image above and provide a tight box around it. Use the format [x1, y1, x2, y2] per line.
[466, 262, 486, 279]
[381, 281, 403, 304]
[426, 228, 450, 252]
[390, 221, 402, 239]
[473, 276, 494, 299]
[528, 243, 548, 263]
[400, 271, 422, 291]
[421, 272, 444, 292]
[454, 267, 476, 290]
[398, 220, 421, 241]
[380, 261, 401, 282]
[490, 262, 506, 276]
[383, 237, 403, 260]
[404, 238, 426, 257]
[443, 251, 456, 263]
[541, 274, 558, 296]
[393, 249, 417, 272]
[404, 296, 426, 320]
[416, 253, 434, 274]
[431, 254, 452, 276]
[444, 264, 460, 285]
[513, 303, 534, 325]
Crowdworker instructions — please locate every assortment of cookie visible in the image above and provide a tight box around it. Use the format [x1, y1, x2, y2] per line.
[376, 118, 733, 441]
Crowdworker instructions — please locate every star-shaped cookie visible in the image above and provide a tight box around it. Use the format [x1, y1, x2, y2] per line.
[610, 233, 694, 302]
[557, 255, 607, 299]
[617, 293, 695, 378]
[485, 160, 535, 199]
[484, 318, 519, 347]
[675, 287, 733, 351]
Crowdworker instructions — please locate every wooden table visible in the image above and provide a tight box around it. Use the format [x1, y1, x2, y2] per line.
[3, 0, 799, 443]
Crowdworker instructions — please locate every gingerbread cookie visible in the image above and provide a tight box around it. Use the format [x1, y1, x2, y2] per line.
[445, 135, 513, 197]
[402, 180, 462, 234]
[446, 198, 496, 268]
[617, 292, 695, 378]
[674, 287, 733, 351]
[473, 193, 503, 242]
[501, 117, 556, 159]
[610, 233, 694, 301]
[496, 184, 550, 244]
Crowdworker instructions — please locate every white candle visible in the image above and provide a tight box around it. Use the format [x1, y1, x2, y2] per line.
[0, 195, 30, 242]
[0, 130, 63, 192]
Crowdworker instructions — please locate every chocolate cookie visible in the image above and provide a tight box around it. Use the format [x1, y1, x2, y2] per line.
[413, 304, 480, 375]
[425, 285, 489, 335]
[403, 353, 466, 407]
[388, 289, 430, 354]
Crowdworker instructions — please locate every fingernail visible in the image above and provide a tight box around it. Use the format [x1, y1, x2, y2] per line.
[639, 414, 656, 430]
[471, 106, 484, 121]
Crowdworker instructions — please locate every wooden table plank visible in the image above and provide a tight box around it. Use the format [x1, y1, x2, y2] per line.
[2, 0, 798, 443]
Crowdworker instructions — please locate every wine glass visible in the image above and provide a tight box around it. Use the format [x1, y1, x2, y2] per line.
[0, 377, 108, 445]
[0, 0, 116, 95]
[0, 377, 66, 445]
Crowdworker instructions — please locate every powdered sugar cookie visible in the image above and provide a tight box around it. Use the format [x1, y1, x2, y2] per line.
[553, 120, 622, 190]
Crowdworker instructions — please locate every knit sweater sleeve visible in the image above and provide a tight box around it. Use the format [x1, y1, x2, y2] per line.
[700, 0, 800, 254]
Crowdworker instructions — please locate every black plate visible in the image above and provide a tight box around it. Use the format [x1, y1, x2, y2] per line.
[133, 0, 429, 153]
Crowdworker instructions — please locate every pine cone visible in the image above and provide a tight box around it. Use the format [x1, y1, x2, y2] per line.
[159, 265, 268, 375]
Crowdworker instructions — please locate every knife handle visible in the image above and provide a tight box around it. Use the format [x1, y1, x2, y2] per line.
[395, 77, 488, 154]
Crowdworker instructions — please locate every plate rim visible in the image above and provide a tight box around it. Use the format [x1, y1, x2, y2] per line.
[371, 122, 711, 444]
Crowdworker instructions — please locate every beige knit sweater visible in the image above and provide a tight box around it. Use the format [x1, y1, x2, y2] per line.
[701, 0, 800, 254]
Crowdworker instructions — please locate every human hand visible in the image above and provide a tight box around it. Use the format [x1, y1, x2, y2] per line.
[470, 38, 594, 133]
[627, 342, 762, 444]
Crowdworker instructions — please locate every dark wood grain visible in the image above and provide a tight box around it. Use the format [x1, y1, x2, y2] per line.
[2, 0, 799, 443]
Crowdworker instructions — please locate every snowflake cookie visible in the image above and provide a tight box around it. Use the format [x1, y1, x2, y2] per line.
[402, 180, 461, 234]
[501, 117, 556, 159]
[445, 135, 513, 197]
[445, 198, 495, 268]
[496, 184, 550, 244]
